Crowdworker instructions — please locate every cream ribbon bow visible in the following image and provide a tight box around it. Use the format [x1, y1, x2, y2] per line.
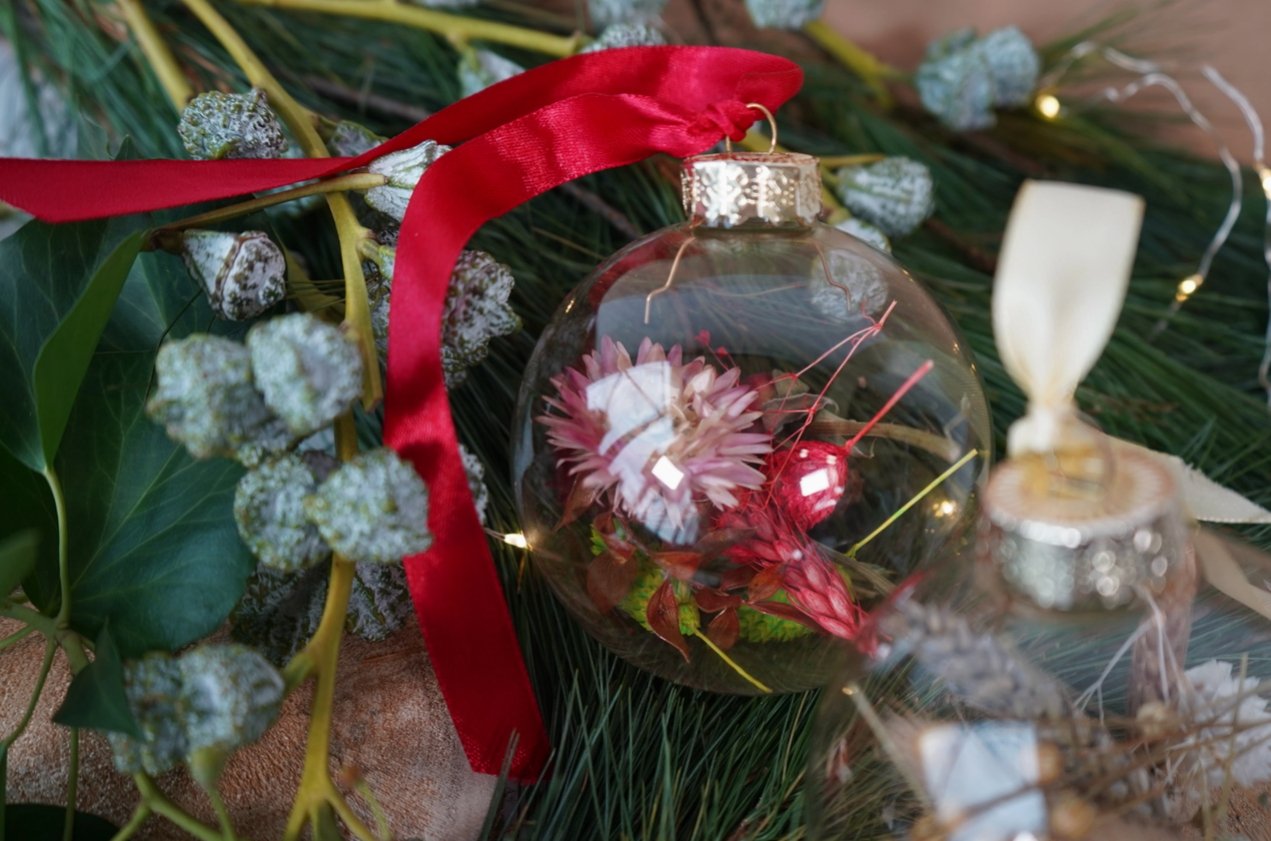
[993, 181, 1271, 618]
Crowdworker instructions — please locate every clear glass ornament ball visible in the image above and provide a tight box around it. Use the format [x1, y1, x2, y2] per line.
[512, 152, 991, 694]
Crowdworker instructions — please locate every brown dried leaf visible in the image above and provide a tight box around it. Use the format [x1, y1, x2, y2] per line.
[707, 608, 739, 650]
[585, 551, 639, 613]
[647, 579, 689, 661]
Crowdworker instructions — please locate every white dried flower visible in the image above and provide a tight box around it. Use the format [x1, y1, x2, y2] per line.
[179, 229, 286, 321]
[304, 448, 432, 564]
[146, 335, 290, 462]
[246, 313, 363, 438]
[178, 89, 287, 160]
[107, 654, 187, 775]
[457, 49, 525, 98]
[744, 0, 823, 29]
[835, 216, 892, 253]
[582, 23, 667, 52]
[588, 0, 666, 28]
[365, 139, 450, 221]
[443, 250, 520, 387]
[234, 454, 330, 573]
[1177, 659, 1271, 789]
[179, 644, 285, 757]
[833, 157, 935, 237]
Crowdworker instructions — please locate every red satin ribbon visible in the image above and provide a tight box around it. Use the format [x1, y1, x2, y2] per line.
[0, 46, 802, 781]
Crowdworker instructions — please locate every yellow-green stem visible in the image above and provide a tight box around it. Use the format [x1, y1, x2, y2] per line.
[117, 0, 194, 108]
[237, 0, 582, 56]
[151, 172, 387, 244]
[0, 624, 37, 652]
[802, 20, 898, 106]
[135, 774, 225, 841]
[1, 638, 57, 747]
[107, 803, 152, 841]
[42, 467, 71, 628]
[62, 729, 79, 841]
[180, 0, 382, 407]
[690, 629, 772, 694]
[847, 449, 979, 559]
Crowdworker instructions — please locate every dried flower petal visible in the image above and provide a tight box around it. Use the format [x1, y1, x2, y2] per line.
[234, 454, 330, 573]
[834, 157, 935, 237]
[745, 0, 823, 29]
[305, 448, 432, 564]
[365, 139, 450, 221]
[178, 89, 287, 161]
[1176, 659, 1271, 789]
[179, 229, 286, 321]
[146, 335, 290, 462]
[247, 313, 363, 438]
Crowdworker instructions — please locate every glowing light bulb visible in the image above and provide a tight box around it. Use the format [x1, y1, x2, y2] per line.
[503, 532, 529, 549]
[1259, 165, 1271, 197]
[1175, 272, 1204, 303]
[1035, 93, 1062, 120]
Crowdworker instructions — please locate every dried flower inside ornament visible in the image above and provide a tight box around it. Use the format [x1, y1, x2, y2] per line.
[514, 149, 990, 694]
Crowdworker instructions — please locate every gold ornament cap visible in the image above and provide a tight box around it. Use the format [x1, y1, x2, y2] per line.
[977, 441, 1188, 613]
[682, 152, 822, 229]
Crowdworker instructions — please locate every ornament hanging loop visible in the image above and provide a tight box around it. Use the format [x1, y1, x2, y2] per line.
[724, 102, 779, 154]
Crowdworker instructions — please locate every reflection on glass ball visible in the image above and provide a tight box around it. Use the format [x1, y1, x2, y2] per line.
[513, 155, 990, 694]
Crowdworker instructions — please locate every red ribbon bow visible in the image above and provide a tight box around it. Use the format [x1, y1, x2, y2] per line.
[0, 45, 803, 781]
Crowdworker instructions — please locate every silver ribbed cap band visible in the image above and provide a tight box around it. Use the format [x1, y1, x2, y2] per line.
[682, 152, 822, 229]
[977, 443, 1187, 613]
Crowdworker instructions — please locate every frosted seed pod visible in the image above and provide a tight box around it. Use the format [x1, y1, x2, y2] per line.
[459, 443, 490, 525]
[177, 89, 287, 161]
[146, 335, 290, 461]
[744, 0, 824, 29]
[833, 157, 935, 237]
[834, 216, 892, 253]
[246, 313, 363, 437]
[365, 139, 450, 221]
[106, 654, 187, 775]
[582, 23, 667, 51]
[457, 49, 525, 98]
[978, 26, 1040, 107]
[915, 33, 996, 132]
[234, 454, 330, 573]
[179, 229, 286, 321]
[588, 0, 666, 28]
[304, 448, 431, 564]
[179, 643, 285, 758]
[442, 250, 521, 387]
[325, 120, 385, 157]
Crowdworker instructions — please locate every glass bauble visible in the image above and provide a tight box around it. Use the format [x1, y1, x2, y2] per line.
[806, 443, 1271, 840]
[512, 152, 991, 693]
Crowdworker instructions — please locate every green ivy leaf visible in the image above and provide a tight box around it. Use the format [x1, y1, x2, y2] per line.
[53, 626, 138, 736]
[3, 804, 119, 841]
[4, 241, 253, 654]
[0, 219, 144, 472]
[0, 530, 38, 601]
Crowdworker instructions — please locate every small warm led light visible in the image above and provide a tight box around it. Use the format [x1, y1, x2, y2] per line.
[1259, 165, 1271, 197]
[933, 499, 959, 518]
[503, 532, 529, 549]
[1035, 93, 1062, 120]
[650, 455, 686, 490]
[1175, 272, 1204, 303]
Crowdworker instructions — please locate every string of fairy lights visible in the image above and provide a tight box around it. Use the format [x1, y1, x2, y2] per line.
[1033, 42, 1271, 407]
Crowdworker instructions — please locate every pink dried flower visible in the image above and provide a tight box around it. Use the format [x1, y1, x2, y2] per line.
[540, 337, 771, 542]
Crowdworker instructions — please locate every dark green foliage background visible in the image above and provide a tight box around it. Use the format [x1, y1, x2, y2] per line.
[3, 1, 1270, 838]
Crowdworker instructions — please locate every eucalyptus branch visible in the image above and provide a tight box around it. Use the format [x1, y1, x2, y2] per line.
[134, 773, 231, 841]
[179, 0, 382, 407]
[116, 0, 194, 109]
[802, 20, 900, 106]
[237, 0, 583, 56]
[148, 172, 387, 248]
